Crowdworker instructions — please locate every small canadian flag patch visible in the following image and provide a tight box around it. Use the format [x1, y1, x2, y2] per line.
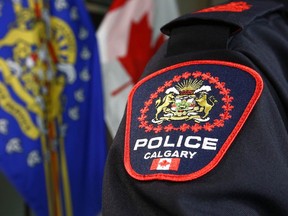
[150, 158, 181, 171]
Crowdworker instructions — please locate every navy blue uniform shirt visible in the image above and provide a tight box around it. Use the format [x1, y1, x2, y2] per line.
[103, 0, 288, 215]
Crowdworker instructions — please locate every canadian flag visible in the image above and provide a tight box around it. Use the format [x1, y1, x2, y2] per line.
[150, 158, 181, 171]
[97, 0, 179, 137]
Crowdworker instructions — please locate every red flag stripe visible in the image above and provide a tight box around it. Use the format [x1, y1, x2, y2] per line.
[150, 158, 161, 170]
[170, 158, 181, 171]
[109, 0, 127, 11]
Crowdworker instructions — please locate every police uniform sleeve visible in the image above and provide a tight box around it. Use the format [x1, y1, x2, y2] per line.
[102, 1, 288, 215]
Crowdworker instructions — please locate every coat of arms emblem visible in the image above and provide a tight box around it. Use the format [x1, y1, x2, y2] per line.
[152, 79, 218, 124]
[137, 71, 235, 134]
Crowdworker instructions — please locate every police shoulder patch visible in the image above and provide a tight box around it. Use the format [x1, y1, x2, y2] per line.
[124, 60, 263, 181]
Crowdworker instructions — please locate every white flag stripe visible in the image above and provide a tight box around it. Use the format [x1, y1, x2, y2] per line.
[156, 158, 173, 170]
[97, 0, 179, 137]
[97, 1, 153, 63]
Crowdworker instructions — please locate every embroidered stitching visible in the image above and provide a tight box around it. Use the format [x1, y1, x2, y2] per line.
[196, 1, 252, 13]
[138, 71, 233, 133]
[124, 60, 263, 182]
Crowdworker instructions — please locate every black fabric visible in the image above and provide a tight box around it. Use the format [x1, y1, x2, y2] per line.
[103, 0, 288, 215]
[167, 23, 230, 56]
[229, 11, 288, 130]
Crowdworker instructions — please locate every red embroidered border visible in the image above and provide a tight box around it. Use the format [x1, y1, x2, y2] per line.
[124, 60, 263, 182]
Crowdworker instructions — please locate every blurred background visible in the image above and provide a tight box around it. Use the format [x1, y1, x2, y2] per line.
[0, 0, 225, 215]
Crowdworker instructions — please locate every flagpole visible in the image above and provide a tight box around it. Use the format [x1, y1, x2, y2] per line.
[45, 29, 73, 216]
[32, 1, 64, 215]
[41, 0, 74, 214]
[58, 115, 73, 216]
[40, 133, 55, 216]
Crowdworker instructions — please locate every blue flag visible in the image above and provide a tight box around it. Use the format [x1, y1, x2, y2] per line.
[0, 1, 106, 215]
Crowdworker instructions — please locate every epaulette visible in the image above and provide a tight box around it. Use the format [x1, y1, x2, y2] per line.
[161, 0, 284, 36]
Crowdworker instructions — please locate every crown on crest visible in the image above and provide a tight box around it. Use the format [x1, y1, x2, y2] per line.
[176, 79, 203, 95]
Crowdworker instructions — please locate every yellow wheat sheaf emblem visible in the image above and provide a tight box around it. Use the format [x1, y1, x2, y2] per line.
[152, 79, 218, 124]
[0, 2, 76, 140]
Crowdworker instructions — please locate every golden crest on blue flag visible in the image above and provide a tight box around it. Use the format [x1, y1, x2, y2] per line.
[0, 0, 106, 215]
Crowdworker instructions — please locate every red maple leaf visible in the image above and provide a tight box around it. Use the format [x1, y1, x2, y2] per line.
[144, 99, 153, 107]
[219, 88, 231, 95]
[138, 114, 147, 122]
[159, 160, 170, 167]
[173, 75, 181, 82]
[182, 72, 191, 79]
[164, 124, 174, 132]
[153, 125, 163, 133]
[145, 125, 153, 132]
[157, 86, 165, 93]
[222, 104, 234, 112]
[191, 124, 202, 133]
[220, 112, 232, 120]
[150, 92, 159, 99]
[119, 14, 165, 84]
[222, 95, 234, 103]
[201, 73, 211, 80]
[140, 107, 149, 114]
[180, 124, 190, 132]
[204, 123, 214, 132]
[216, 82, 226, 90]
[164, 80, 173, 87]
[139, 121, 148, 129]
[208, 76, 219, 84]
[192, 71, 202, 78]
[213, 119, 225, 128]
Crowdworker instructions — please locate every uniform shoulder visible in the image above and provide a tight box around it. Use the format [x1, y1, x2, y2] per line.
[161, 0, 284, 36]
